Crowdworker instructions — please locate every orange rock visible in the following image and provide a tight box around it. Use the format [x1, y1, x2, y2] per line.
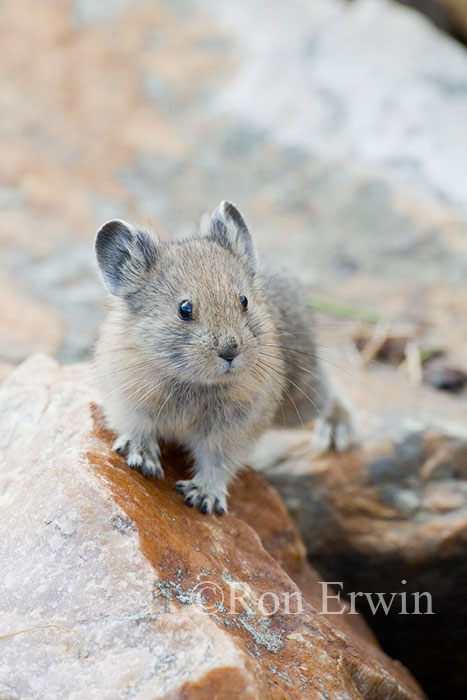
[0, 355, 424, 699]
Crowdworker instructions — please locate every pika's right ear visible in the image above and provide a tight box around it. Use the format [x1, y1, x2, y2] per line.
[207, 201, 257, 276]
[95, 220, 159, 295]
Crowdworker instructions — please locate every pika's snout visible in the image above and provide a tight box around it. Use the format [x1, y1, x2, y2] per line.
[218, 340, 239, 363]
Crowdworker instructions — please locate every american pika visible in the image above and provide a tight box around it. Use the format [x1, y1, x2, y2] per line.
[94, 201, 357, 514]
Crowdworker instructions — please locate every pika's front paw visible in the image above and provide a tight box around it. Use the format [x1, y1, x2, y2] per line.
[174, 480, 227, 515]
[312, 397, 359, 453]
[112, 434, 164, 479]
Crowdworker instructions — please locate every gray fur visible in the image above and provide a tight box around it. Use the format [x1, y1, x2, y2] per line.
[94, 201, 357, 514]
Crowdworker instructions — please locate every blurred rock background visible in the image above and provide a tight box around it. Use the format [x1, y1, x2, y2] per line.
[1, 0, 466, 697]
[1, 0, 466, 372]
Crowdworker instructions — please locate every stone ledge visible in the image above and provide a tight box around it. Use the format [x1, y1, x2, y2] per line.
[0, 354, 424, 699]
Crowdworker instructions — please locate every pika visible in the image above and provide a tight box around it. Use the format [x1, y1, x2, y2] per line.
[94, 201, 357, 514]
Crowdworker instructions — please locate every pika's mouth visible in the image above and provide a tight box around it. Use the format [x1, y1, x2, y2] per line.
[216, 354, 243, 380]
[221, 358, 236, 373]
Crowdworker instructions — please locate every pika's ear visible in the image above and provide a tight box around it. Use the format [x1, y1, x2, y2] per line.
[208, 201, 257, 276]
[95, 219, 159, 295]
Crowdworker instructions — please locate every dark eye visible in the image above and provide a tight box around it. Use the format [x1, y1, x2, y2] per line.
[178, 300, 193, 320]
[239, 294, 248, 310]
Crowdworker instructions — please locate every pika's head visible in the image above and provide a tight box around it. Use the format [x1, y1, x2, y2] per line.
[95, 201, 274, 385]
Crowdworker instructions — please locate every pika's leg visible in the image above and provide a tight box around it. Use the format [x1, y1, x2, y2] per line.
[277, 353, 359, 452]
[312, 391, 359, 453]
[113, 433, 164, 479]
[175, 443, 234, 515]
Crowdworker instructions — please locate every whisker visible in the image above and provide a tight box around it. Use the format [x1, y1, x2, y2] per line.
[263, 343, 381, 401]
[251, 366, 287, 428]
[89, 373, 156, 418]
[258, 357, 321, 416]
[255, 358, 305, 428]
[93, 346, 138, 356]
[91, 359, 156, 384]
[155, 383, 181, 422]
[260, 352, 323, 402]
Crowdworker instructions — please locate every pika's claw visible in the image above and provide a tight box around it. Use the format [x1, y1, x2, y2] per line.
[113, 435, 164, 479]
[312, 396, 359, 454]
[140, 453, 164, 479]
[113, 434, 130, 455]
[127, 446, 143, 468]
[214, 502, 226, 516]
[174, 480, 227, 515]
[334, 419, 359, 452]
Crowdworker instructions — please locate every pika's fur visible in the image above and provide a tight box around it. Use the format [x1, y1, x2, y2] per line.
[94, 201, 357, 514]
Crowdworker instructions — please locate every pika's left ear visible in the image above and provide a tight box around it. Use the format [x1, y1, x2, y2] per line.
[208, 201, 257, 276]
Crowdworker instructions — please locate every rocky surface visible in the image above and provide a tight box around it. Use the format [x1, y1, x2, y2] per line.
[438, 0, 467, 36]
[253, 359, 467, 699]
[0, 354, 425, 700]
[400, 0, 467, 39]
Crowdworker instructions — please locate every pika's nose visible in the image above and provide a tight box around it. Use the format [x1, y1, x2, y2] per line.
[218, 342, 239, 363]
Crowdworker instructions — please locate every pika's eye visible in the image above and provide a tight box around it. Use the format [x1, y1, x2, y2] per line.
[178, 300, 193, 320]
[239, 294, 248, 310]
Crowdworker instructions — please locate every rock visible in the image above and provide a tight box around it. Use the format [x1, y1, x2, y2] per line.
[401, 0, 467, 40]
[0, 278, 63, 365]
[3, 0, 467, 370]
[423, 355, 467, 393]
[0, 361, 15, 385]
[208, 0, 467, 213]
[435, 0, 467, 36]
[202, 0, 467, 367]
[0, 355, 424, 700]
[253, 366, 467, 700]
